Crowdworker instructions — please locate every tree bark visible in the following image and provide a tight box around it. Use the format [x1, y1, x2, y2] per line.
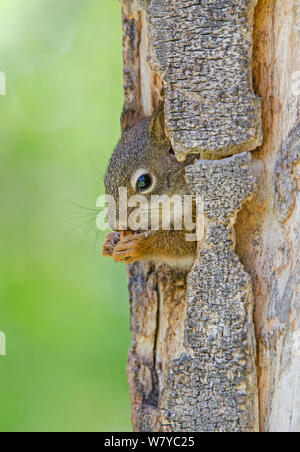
[120, 0, 300, 432]
[236, 0, 300, 432]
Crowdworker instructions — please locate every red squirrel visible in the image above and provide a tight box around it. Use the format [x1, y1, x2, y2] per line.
[102, 109, 197, 269]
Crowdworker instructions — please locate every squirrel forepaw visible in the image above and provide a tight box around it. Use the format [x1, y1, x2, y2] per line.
[113, 233, 145, 264]
[102, 232, 121, 257]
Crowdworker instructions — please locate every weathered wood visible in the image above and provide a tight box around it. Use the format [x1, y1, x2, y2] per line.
[147, 0, 263, 161]
[121, 1, 162, 131]
[127, 263, 187, 432]
[156, 153, 258, 432]
[126, 154, 259, 432]
[235, 0, 300, 432]
[120, 0, 300, 433]
[121, 0, 261, 432]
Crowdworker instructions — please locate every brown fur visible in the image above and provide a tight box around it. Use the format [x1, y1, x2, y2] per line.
[103, 109, 198, 268]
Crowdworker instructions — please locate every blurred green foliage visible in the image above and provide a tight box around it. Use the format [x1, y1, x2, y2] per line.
[0, 0, 132, 432]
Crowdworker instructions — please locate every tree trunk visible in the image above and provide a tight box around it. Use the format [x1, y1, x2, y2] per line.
[120, 0, 300, 432]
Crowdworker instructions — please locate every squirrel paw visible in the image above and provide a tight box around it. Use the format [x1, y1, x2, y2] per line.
[102, 232, 121, 257]
[113, 233, 144, 264]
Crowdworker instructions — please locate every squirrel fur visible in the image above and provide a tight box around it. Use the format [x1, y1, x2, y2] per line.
[102, 109, 198, 269]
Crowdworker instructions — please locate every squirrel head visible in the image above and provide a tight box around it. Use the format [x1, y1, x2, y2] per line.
[105, 109, 195, 230]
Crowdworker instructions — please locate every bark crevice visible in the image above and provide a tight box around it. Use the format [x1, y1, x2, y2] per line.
[120, 0, 300, 433]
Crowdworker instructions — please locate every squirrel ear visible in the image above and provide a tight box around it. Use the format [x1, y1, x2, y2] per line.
[149, 105, 165, 138]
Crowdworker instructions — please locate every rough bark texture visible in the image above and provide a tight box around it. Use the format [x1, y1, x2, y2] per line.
[155, 153, 258, 432]
[148, 0, 263, 161]
[120, 0, 300, 433]
[127, 263, 188, 432]
[121, 1, 162, 130]
[235, 0, 300, 432]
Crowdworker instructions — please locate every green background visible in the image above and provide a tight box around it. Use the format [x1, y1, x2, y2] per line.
[0, 0, 131, 432]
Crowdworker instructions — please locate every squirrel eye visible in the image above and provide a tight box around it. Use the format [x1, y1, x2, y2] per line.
[169, 148, 175, 156]
[136, 174, 153, 192]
